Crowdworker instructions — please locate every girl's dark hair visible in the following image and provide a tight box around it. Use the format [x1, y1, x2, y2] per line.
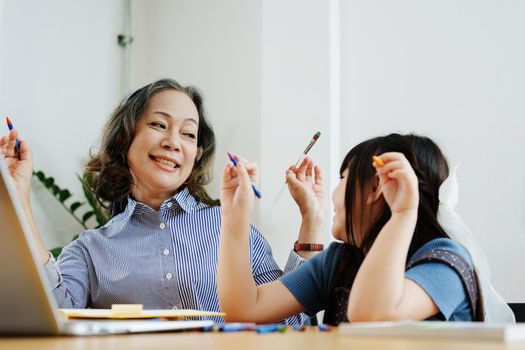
[84, 78, 218, 216]
[341, 133, 450, 257]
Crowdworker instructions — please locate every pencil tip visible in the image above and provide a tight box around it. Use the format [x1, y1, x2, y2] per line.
[372, 155, 384, 167]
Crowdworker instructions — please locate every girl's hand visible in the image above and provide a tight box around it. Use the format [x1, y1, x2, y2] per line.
[0, 129, 33, 202]
[220, 154, 259, 226]
[286, 157, 327, 221]
[286, 157, 327, 248]
[374, 152, 419, 215]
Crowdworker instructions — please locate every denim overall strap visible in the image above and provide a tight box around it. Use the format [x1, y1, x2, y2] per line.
[406, 248, 479, 320]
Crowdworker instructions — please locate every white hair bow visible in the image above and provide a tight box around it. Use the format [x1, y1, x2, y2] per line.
[437, 163, 515, 323]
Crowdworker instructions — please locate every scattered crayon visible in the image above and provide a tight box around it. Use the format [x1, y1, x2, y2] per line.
[292, 324, 306, 332]
[318, 324, 332, 332]
[255, 324, 287, 334]
[277, 325, 287, 333]
[219, 323, 256, 332]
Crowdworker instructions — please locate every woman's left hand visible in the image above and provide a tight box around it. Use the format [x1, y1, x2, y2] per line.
[0, 129, 33, 202]
[220, 155, 259, 226]
[374, 152, 419, 215]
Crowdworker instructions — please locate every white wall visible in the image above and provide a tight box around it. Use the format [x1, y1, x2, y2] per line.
[340, 0, 525, 301]
[130, 0, 262, 203]
[259, 0, 335, 264]
[0, 0, 124, 248]
[3, 1, 524, 302]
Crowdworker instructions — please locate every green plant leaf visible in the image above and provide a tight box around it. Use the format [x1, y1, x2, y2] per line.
[70, 201, 83, 213]
[58, 189, 71, 202]
[82, 211, 95, 224]
[32, 170, 88, 255]
[78, 174, 109, 227]
[50, 247, 62, 258]
[34, 170, 46, 182]
[50, 184, 60, 196]
[43, 177, 55, 188]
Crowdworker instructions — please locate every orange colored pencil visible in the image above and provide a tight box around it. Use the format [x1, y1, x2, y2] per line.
[372, 155, 384, 167]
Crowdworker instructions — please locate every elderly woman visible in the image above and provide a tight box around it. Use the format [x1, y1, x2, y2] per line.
[0, 79, 324, 324]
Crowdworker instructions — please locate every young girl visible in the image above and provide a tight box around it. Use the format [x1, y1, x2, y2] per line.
[218, 133, 484, 324]
[0, 79, 321, 324]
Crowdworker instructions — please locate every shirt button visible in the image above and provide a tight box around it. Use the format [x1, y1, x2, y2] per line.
[167, 202, 173, 208]
[163, 249, 170, 256]
[159, 222, 166, 229]
[165, 272, 173, 280]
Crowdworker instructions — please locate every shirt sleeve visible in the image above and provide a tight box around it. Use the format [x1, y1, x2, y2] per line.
[405, 261, 467, 320]
[43, 252, 62, 289]
[279, 243, 341, 316]
[249, 224, 283, 284]
[48, 238, 91, 309]
[283, 250, 306, 274]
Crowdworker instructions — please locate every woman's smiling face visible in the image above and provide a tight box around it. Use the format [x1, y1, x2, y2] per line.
[127, 89, 199, 206]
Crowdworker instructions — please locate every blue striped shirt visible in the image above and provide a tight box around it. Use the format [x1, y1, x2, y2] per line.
[44, 187, 307, 324]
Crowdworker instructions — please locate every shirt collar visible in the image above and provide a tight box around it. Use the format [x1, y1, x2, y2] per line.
[104, 188, 209, 235]
[123, 187, 199, 217]
[164, 187, 199, 213]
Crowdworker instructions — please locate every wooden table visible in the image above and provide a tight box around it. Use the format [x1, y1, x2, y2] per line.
[1, 327, 524, 350]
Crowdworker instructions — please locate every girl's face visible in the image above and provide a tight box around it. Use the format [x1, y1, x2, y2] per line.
[127, 89, 199, 204]
[331, 169, 348, 242]
[331, 168, 384, 246]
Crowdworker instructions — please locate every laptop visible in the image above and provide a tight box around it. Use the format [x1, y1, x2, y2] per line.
[0, 160, 213, 335]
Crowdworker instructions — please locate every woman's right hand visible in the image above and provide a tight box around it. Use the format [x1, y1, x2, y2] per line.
[0, 129, 33, 202]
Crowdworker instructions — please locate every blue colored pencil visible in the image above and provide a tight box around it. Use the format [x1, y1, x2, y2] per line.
[318, 324, 332, 332]
[227, 152, 262, 198]
[255, 324, 278, 334]
[5, 117, 21, 160]
[219, 323, 256, 332]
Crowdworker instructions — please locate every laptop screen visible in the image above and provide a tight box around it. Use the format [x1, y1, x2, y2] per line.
[0, 160, 61, 335]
